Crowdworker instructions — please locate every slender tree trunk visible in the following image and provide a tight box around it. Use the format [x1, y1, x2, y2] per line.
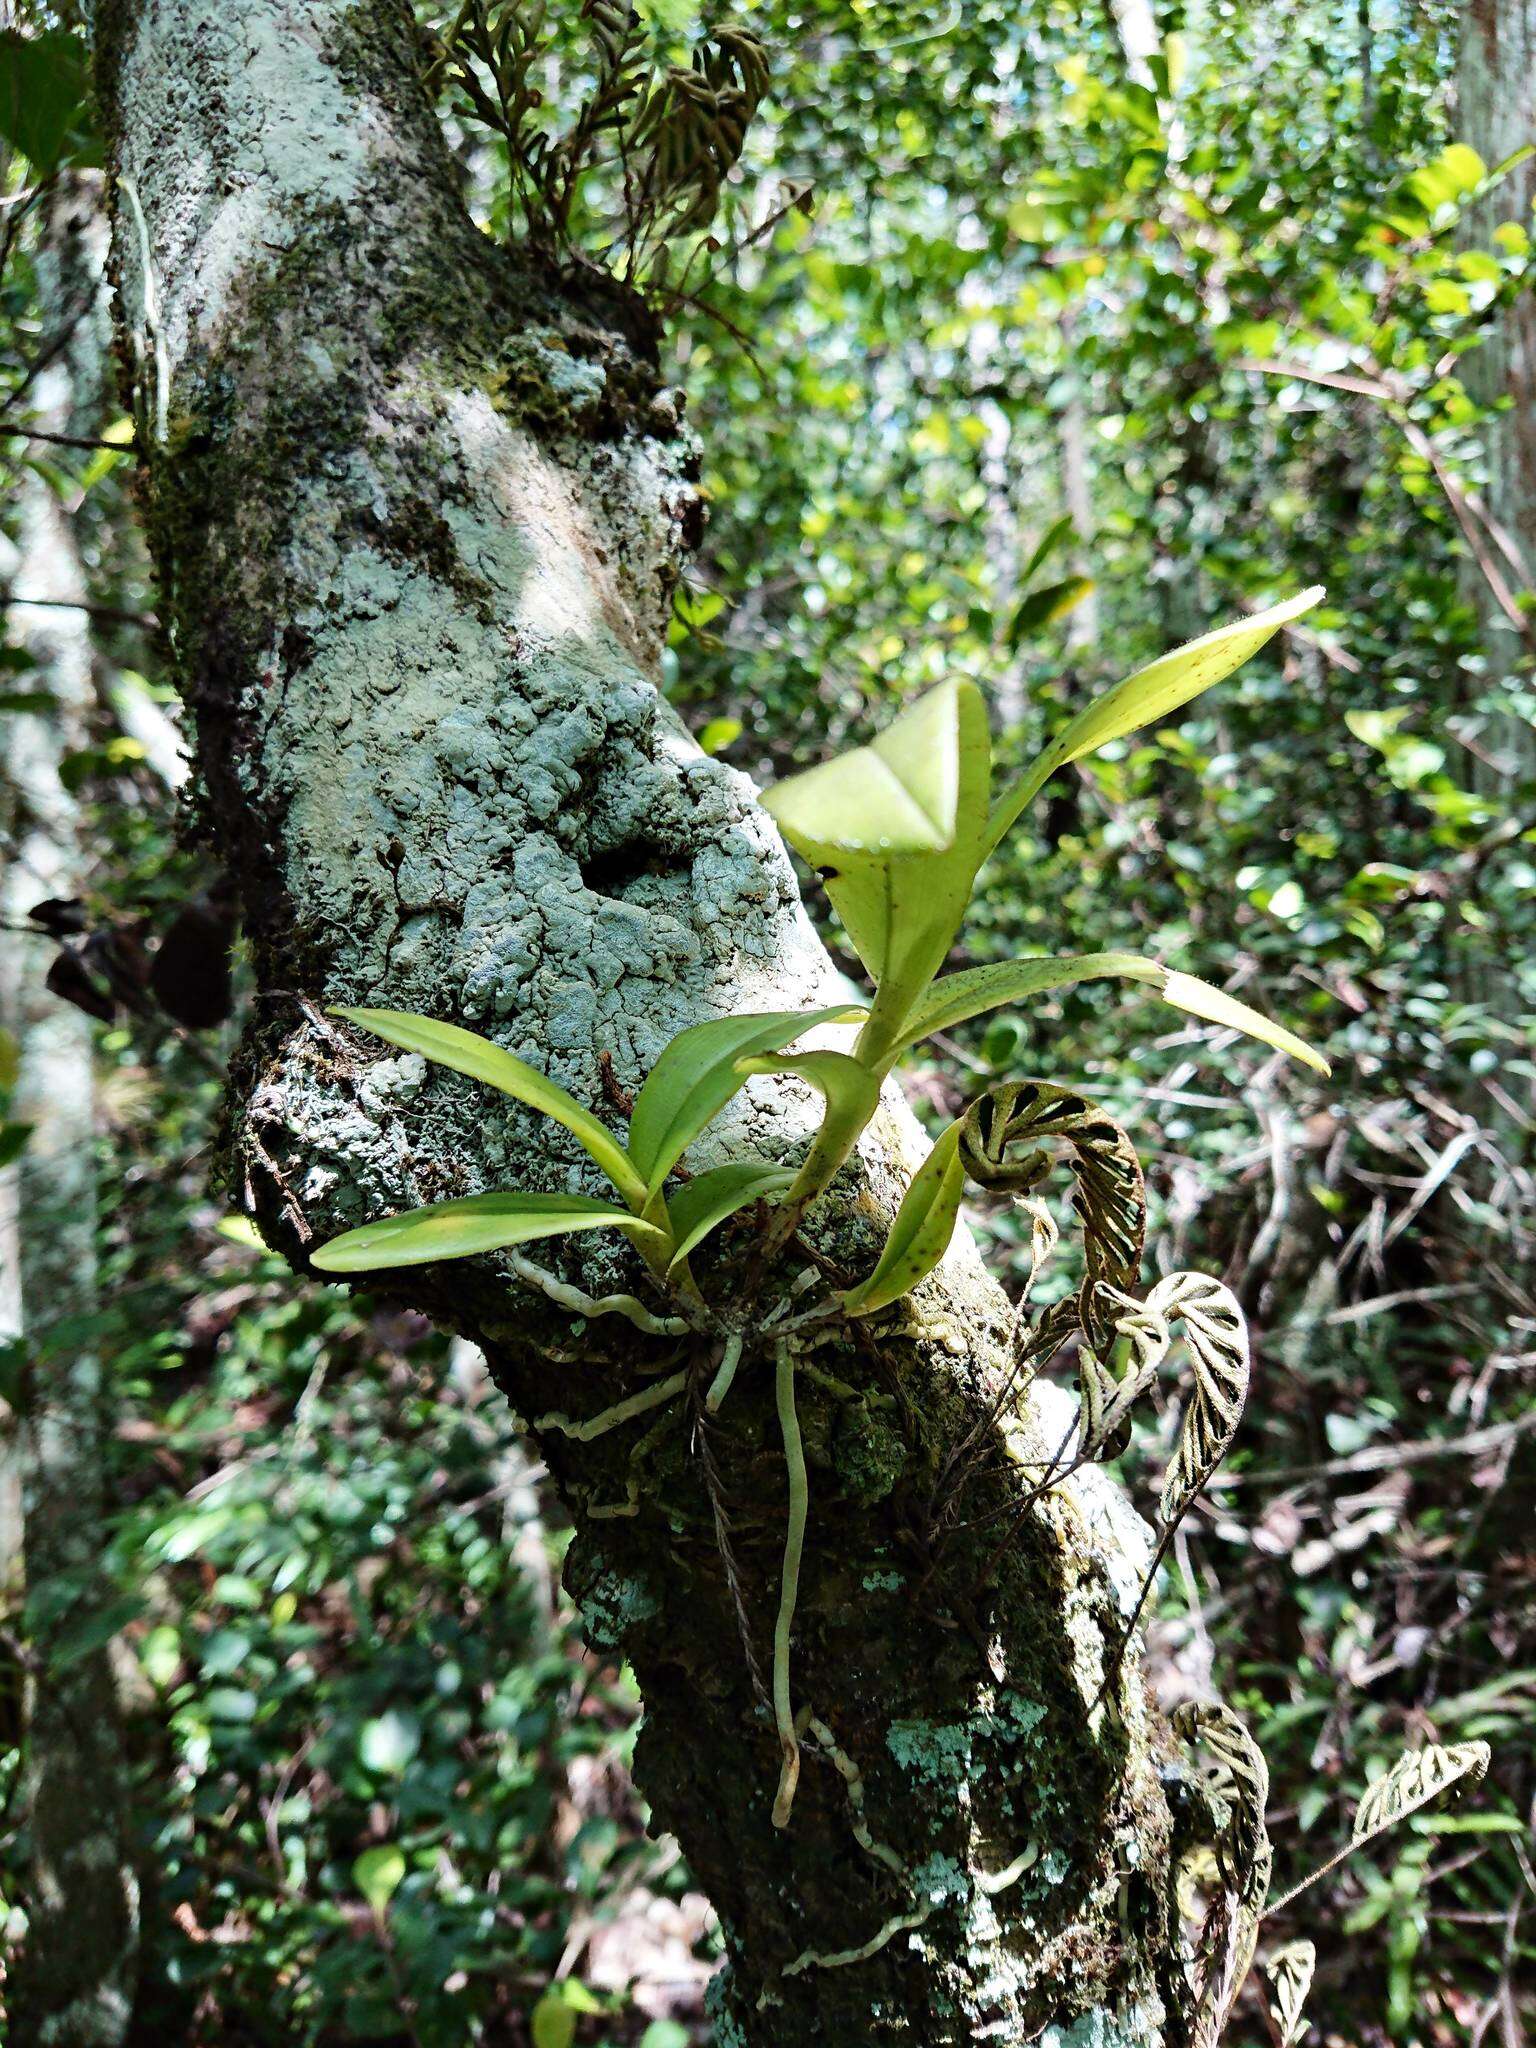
[93, 6, 1189, 2039]
[1058, 310, 1101, 657]
[0, 177, 140, 2047]
[1457, 0, 1536, 790]
[1454, 0, 1536, 1124]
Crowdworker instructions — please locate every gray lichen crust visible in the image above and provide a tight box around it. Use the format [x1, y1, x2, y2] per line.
[95, 3, 1187, 2039]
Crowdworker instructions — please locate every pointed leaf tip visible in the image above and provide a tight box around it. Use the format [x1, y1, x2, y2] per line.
[1161, 972, 1331, 1076]
[327, 1006, 645, 1205]
[761, 678, 990, 863]
[310, 1190, 657, 1273]
[842, 1122, 965, 1315]
[988, 586, 1327, 855]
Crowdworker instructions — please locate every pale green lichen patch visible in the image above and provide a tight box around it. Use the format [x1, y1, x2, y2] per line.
[886, 1718, 975, 1791]
[1040, 2002, 1166, 2048]
[860, 1568, 904, 1593]
[574, 1563, 660, 1654]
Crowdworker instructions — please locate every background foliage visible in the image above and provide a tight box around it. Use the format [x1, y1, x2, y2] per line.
[0, 0, 1533, 2041]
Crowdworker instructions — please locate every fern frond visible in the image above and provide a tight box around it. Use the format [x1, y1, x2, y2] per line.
[1265, 1739, 1491, 1919]
[958, 1080, 1146, 1353]
[1174, 1700, 1273, 2046]
[1351, 1739, 1490, 1846]
[1148, 1272, 1249, 1526]
[1266, 1940, 1316, 2048]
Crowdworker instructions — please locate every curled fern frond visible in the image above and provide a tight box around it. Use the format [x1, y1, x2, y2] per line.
[1073, 1287, 1168, 1462]
[1352, 1739, 1490, 1846]
[1175, 1699, 1272, 1893]
[958, 1080, 1146, 1352]
[1266, 1940, 1316, 2048]
[1147, 1272, 1249, 1527]
[1174, 1700, 1273, 2046]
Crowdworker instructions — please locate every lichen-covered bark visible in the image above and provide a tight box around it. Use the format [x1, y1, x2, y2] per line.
[93, 5, 1188, 2038]
[0, 177, 140, 2046]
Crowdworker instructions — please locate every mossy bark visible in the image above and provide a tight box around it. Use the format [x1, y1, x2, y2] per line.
[93, 4, 1190, 2038]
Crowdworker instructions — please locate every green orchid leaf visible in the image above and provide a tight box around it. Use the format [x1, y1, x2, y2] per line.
[311, 1191, 661, 1273]
[329, 1007, 645, 1207]
[737, 1048, 882, 1166]
[762, 682, 992, 998]
[1160, 971, 1331, 1076]
[762, 677, 976, 861]
[987, 586, 1325, 855]
[896, 951, 1167, 1051]
[627, 1005, 866, 1193]
[664, 1158, 795, 1273]
[842, 1122, 965, 1316]
[894, 954, 1329, 1075]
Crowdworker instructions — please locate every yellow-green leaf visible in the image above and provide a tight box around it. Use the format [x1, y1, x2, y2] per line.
[311, 1191, 661, 1273]
[843, 1122, 964, 1316]
[987, 587, 1325, 854]
[664, 1158, 794, 1273]
[1161, 972, 1330, 1076]
[628, 1005, 865, 1193]
[762, 681, 992, 1004]
[895, 951, 1167, 1051]
[530, 1992, 577, 2048]
[329, 1006, 645, 1207]
[762, 677, 980, 861]
[892, 953, 1328, 1076]
[353, 1844, 405, 1915]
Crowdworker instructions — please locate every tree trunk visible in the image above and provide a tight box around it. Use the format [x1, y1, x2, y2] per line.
[92, 6, 1189, 2039]
[0, 177, 140, 2046]
[1457, 0, 1536, 790]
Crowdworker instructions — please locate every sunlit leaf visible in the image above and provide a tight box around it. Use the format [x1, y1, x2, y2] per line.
[628, 1005, 864, 1193]
[762, 677, 978, 858]
[531, 1996, 577, 2048]
[664, 1157, 794, 1272]
[359, 1708, 420, 1776]
[894, 952, 1328, 1075]
[311, 1191, 661, 1273]
[896, 951, 1165, 1050]
[353, 1844, 405, 1915]
[987, 587, 1325, 853]
[762, 682, 992, 1011]
[1161, 972, 1330, 1076]
[329, 1006, 645, 1206]
[843, 1122, 964, 1315]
